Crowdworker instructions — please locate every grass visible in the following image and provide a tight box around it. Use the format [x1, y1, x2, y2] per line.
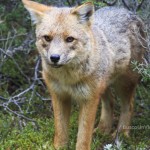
[0, 87, 150, 150]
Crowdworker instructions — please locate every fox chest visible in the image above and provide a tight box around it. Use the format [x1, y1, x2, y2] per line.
[50, 80, 94, 101]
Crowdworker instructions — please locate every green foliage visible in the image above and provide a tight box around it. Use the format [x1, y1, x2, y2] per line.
[0, 116, 55, 150]
[82, 0, 106, 7]
[132, 61, 150, 83]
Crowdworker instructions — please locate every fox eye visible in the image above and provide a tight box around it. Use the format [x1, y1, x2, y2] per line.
[66, 36, 75, 43]
[43, 35, 52, 42]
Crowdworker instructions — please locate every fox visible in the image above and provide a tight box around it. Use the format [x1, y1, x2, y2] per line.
[22, 0, 146, 150]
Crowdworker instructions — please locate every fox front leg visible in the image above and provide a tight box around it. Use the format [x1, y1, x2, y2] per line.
[76, 95, 100, 150]
[51, 93, 71, 149]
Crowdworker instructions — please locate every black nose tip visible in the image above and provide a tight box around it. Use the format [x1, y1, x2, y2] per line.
[50, 54, 60, 63]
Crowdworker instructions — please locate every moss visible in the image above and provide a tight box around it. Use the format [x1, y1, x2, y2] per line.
[0, 95, 150, 150]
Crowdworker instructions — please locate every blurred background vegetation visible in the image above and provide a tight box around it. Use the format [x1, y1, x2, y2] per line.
[0, 0, 150, 149]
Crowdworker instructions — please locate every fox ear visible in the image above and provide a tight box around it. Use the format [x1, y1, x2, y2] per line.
[22, 0, 51, 24]
[71, 2, 94, 24]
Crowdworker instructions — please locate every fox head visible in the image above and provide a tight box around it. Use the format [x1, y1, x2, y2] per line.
[22, 0, 95, 68]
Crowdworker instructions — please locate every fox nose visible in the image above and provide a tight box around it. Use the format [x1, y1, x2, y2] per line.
[50, 54, 60, 63]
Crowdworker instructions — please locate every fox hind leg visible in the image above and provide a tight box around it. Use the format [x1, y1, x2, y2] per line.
[97, 87, 114, 134]
[114, 74, 138, 137]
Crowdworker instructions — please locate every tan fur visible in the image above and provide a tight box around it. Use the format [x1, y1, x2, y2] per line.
[22, 0, 146, 149]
